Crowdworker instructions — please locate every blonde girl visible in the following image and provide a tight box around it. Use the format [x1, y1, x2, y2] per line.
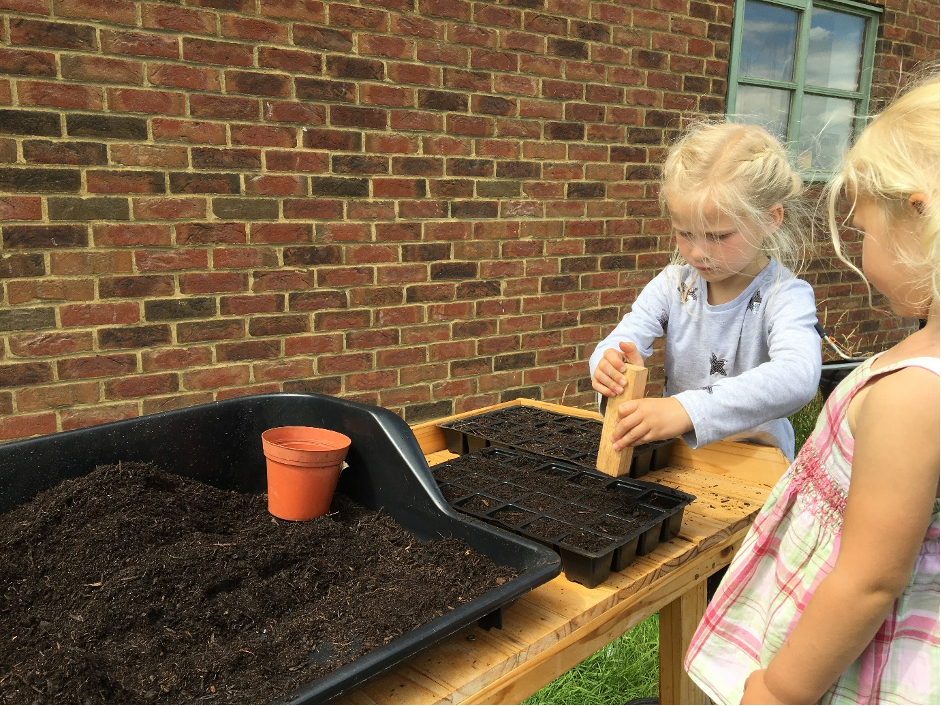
[590, 122, 820, 460]
[685, 77, 940, 704]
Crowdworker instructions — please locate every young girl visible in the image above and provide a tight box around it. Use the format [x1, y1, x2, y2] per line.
[590, 123, 821, 461]
[685, 78, 940, 703]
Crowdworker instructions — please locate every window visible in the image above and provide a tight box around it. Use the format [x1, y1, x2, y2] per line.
[727, 0, 882, 179]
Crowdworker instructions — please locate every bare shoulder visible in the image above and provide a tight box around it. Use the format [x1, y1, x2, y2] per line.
[856, 365, 939, 460]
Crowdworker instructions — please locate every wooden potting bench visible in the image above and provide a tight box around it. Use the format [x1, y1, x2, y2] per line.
[333, 399, 789, 705]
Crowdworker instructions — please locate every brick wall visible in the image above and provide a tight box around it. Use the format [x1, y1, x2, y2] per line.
[0, 0, 938, 442]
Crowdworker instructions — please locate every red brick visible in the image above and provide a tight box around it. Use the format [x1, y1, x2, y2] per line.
[318, 351, 371, 374]
[215, 384, 282, 400]
[0, 195, 42, 220]
[110, 144, 188, 168]
[0, 48, 56, 77]
[100, 29, 179, 58]
[284, 333, 342, 356]
[182, 365, 250, 390]
[0, 412, 57, 441]
[213, 246, 278, 269]
[17, 380, 98, 411]
[253, 359, 313, 381]
[56, 0, 137, 24]
[252, 269, 315, 291]
[8, 331, 93, 357]
[58, 353, 137, 380]
[245, 174, 306, 196]
[60, 403, 138, 431]
[87, 169, 165, 194]
[142, 4, 216, 34]
[221, 15, 289, 42]
[17, 80, 103, 109]
[152, 118, 226, 144]
[50, 251, 133, 276]
[148, 63, 221, 92]
[60, 55, 142, 84]
[0, 1, 51, 15]
[179, 272, 248, 294]
[141, 346, 212, 372]
[220, 293, 283, 315]
[107, 88, 185, 115]
[132, 197, 206, 221]
[250, 222, 313, 243]
[135, 249, 208, 272]
[259, 47, 322, 74]
[260, 0, 326, 21]
[104, 372, 178, 399]
[183, 38, 254, 66]
[59, 301, 139, 327]
[262, 99, 327, 125]
[6, 278, 94, 305]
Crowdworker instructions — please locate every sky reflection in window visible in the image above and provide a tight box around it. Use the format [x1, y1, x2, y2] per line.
[739, 0, 798, 82]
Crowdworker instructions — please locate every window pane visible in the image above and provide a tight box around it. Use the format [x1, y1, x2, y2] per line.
[734, 84, 792, 143]
[739, 0, 799, 83]
[806, 8, 865, 91]
[797, 95, 857, 171]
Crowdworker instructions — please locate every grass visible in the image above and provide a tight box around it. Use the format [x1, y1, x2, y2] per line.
[521, 393, 826, 705]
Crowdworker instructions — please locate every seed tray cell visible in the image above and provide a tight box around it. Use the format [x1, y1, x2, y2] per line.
[438, 408, 674, 477]
[431, 448, 695, 588]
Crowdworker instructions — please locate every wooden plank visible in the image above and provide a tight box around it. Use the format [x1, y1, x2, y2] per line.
[659, 581, 708, 705]
[596, 364, 647, 478]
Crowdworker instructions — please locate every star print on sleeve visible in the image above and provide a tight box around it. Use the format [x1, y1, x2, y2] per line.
[747, 289, 762, 312]
[701, 385, 714, 394]
[657, 309, 668, 330]
[709, 352, 728, 376]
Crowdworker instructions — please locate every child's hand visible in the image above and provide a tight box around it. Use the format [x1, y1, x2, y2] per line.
[610, 397, 693, 448]
[741, 669, 785, 704]
[591, 341, 644, 397]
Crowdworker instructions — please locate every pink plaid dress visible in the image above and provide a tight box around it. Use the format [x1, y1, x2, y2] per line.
[685, 355, 940, 704]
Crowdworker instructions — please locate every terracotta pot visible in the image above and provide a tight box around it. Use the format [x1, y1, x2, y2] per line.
[261, 426, 351, 521]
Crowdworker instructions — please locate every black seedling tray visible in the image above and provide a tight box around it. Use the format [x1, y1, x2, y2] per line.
[0, 393, 561, 703]
[439, 407, 674, 477]
[431, 446, 695, 588]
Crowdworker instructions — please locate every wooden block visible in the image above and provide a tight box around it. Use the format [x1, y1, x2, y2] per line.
[595, 363, 648, 477]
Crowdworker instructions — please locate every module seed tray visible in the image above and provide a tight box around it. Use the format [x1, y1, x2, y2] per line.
[431, 447, 695, 588]
[439, 407, 674, 477]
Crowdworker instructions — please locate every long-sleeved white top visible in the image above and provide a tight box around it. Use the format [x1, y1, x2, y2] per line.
[589, 260, 821, 460]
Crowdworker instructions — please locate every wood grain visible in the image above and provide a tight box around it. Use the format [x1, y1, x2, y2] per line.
[595, 363, 648, 478]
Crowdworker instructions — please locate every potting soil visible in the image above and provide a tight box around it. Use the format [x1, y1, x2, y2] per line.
[0, 462, 516, 704]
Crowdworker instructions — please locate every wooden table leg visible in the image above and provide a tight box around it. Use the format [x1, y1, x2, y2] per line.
[658, 580, 707, 705]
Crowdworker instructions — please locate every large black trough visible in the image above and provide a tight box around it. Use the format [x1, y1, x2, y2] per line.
[0, 393, 561, 703]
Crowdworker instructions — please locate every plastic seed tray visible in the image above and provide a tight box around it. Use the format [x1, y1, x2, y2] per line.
[0, 393, 561, 703]
[431, 446, 695, 588]
[439, 406, 674, 477]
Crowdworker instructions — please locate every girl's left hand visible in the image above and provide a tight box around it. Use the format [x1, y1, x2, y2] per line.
[741, 669, 785, 704]
[611, 397, 693, 448]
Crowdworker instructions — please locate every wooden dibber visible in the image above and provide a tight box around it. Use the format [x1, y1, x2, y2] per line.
[596, 363, 648, 478]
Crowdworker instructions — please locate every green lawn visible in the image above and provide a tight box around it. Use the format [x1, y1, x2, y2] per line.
[523, 393, 825, 705]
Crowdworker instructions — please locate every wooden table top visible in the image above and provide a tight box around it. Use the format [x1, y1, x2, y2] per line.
[333, 399, 789, 705]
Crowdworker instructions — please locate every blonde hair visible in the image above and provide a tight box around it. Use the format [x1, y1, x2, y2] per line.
[660, 121, 808, 276]
[825, 75, 940, 308]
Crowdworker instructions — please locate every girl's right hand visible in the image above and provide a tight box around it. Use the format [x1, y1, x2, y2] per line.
[591, 341, 644, 397]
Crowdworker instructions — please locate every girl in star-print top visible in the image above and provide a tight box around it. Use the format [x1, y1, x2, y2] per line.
[590, 122, 820, 461]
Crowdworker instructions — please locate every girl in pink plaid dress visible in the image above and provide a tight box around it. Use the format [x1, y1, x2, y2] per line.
[685, 77, 940, 704]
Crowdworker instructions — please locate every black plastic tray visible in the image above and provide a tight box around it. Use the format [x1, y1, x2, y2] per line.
[439, 407, 674, 477]
[0, 393, 561, 704]
[431, 446, 695, 588]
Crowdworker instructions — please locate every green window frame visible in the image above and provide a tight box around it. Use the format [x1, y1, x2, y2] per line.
[727, 0, 882, 180]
